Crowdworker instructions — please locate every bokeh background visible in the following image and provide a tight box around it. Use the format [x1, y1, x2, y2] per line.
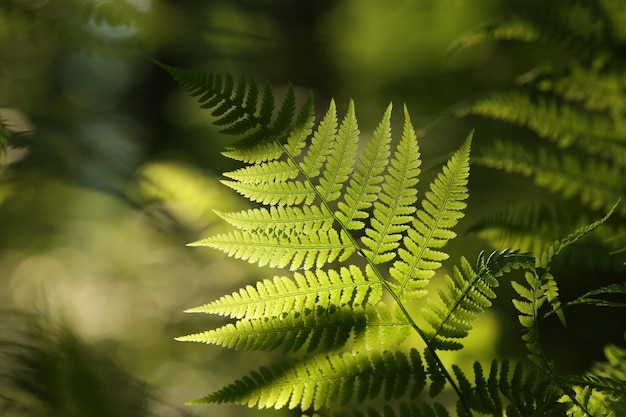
[1, 1, 624, 416]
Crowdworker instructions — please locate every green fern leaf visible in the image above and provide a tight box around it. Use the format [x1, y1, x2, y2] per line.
[190, 229, 355, 270]
[476, 141, 625, 215]
[223, 92, 315, 163]
[178, 305, 410, 354]
[538, 202, 618, 267]
[352, 304, 412, 352]
[335, 105, 393, 230]
[361, 105, 421, 264]
[215, 206, 335, 234]
[316, 100, 359, 202]
[189, 349, 427, 411]
[560, 282, 626, 310]
[447, 15, 542, 55]
[223, 160, 299, 184]
[156, 65, 300, 160]
[424, 348, 446, 397]
[448, 9, 604, 57]
[511, 271, 547, 368]
[457, 91, 626, 164]
[184, 265, 382, 319]
[423, 249, 534, 351]
[220, 177, 316, 206]
[389, 135, 471, 301]
[301, 100, 339, 178]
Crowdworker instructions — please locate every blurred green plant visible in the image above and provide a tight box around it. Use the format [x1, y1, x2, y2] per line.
[162, 67, 626, 417]
[0, 312, 191, 417]
[446, 0, 626, 268]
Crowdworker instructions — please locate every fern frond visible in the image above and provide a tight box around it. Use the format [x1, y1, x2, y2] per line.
[223, 160, 300, 184]
[184, 265, 382, 319]
[335, 105, 393, 230]
[511, 271, 549, 369]
[457, 91, 626, 165]
[468, 203, 574, 257]
[300, 100, 339, 178]
[447, 15, 542, 55]
[448, 6, 606, 58]
[215, 206, 335, 234]
[567, 335, 626, 417]
[223, 92, 315, 163]
[361, 105, 421, 264]
[558, 282, 626, 311]
[314, 100, 359, 202]
[351, 304, 412, 352]
[178, 304, 410, 354]
[189, 349, 427, 411]
[538, 201, 618, 267]
[424, 348, 446, 397]
[519, 63, 626, 120]
[510, 208, 617, 369]
[424, 250, 534, 351]
[389, 135, 471, 301]
[536, 204, 617, 326]
[220, 177, 316, 206]
[190, 229, 355, 270]
[450, 360, 571, 417]
[156, 66, 301, 160]
[476, 141, 625, 214]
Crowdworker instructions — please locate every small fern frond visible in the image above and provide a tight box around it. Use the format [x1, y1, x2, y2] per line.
[467, 202, 575, 258]
[220, 177, 316, 206]
[335, 105, 393, 230]
[424, 348, 447, 397]
[476, 141, 625, 215]
[215, 206, 335, 234]
[156, 65, 304, 160]
[190, 229, 356, 270]
[184, 265, 382, 320]
[558, 282, 626, 311]
[189, 349, 427, 411]
[223, 160, 299, 184]
[389, 135, 471, 301]
[447, 15, 542, 55]
[538, 201, 618, 267]
[519, 63, 626, 121]
[178, 305, 410, 354]
[511, 209, 617, 369]
[451, 360, 570, 417]
[511, 271, 549, 369]
[300, 100, 339, 179]
[361, 105, 421, 264]
[424, 250, 533, 351]
[565, 335, 626, 417]
[315, 100, 360, 202]
[448, 8, 605, 58]
[463, 91, 626, 165]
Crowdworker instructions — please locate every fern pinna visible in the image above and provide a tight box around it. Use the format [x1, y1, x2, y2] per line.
[160, 64, 624, 417]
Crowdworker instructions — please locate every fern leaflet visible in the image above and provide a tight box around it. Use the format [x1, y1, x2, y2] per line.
[388, 137, 471, 301]
[424, 249, 534, 351]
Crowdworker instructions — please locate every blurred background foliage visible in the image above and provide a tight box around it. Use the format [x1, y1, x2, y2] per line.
[0, 0, 624, 416]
